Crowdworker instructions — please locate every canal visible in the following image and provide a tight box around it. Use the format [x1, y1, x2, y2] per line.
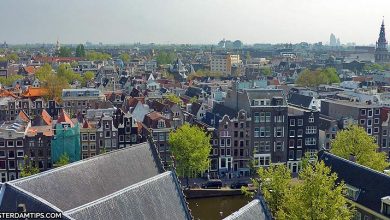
[187, 195, 251, 220]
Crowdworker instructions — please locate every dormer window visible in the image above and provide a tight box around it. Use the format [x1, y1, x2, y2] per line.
[158, 120, 165, 128]
[381, 196, 390, 216]
[344, 184, 360, 201]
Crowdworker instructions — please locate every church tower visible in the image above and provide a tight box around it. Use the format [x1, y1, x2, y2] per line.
[375, 19, 389, 63]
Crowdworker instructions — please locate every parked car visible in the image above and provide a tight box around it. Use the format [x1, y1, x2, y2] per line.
[201, 179, 223, 189]
[230, 181, 249, 189]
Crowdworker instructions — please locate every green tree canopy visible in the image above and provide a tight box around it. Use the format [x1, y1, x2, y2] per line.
[57, 63, 82, 83]
[168, 124, 211, 185]
[119, 53, 131, 63]
[251, 161, 353, 220]
[0, 74, 23, 86]
[82, 71, 95, 86]
[187, 69, 223, 80]
[55, 153, 70, 167]
[331, 125, 389, 171]
[35, 63, 53, 81]
[86, 51, 111, 61]
[165, 93, 181, 105]
[296, 68, 340, 87]
[75, 44, 86, 57]
[58, 47, 72, 57]
[20, 155, 40, 178]
[156, 51, 176, 65]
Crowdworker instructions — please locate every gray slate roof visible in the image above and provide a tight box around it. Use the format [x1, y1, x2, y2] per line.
[224, 199, 271, 220]
[9, 142, 162, 211]
[66, 172, 191, 220]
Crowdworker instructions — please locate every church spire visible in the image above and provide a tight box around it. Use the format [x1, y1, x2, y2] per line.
[375, 18, 389, 63]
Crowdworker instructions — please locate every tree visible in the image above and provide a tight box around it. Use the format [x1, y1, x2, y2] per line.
[250, 161, 353, 220]
[189, 96, 198, 104]
[35, 63, 53, 81]
[58, 47, 72, 57]
[166, 93, 181, 105]
[41, 73, 70, 102]
[119, 53, 131, 63]
[20, 155, 40, 178]
[296, 68, 340, 87]
[168, 123, 211, 186]
[86, 51, 111, 61]
[55, 153, 70, 167]
[262, 67, 272, 76]
[75, 44, 86, 57]
[82, 71, 95, 86]
[156, 51, 176, 65]
[0, 74, 23, 86]
[331, 125, 389, 171]
[57, 63, 82, 84]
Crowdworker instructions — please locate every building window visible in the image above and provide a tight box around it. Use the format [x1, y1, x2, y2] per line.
[82, 134, 88, 141]
[16, 140, 23, 147]
[90, 134, 96, 141]
[297, 119, 303, 126]
[158, 120, 166, 128]
[374, 118, 380, 124]
[361, 109, 366, 116]
[297, 129, 303, 137]
[105, 122, 110, 129]
[367, 119, 372, 126]
[254, 127, 260, 137]
[305, 138, 316, 145]
[7, 141, 14, 147]
[360, 119, 365, 125]
[254, 112, 259, 123]
[367, 128, 372, 135]
[275, 127, 284, 137]
[16, 150, 24, 158]
[368, 109, 373, 117]
[296, 150, 302, 160]
[0, 142, 4, 148]
[0, 151, 4, 158]
[256, 154, 270, 166]
[220, 139, 225, 147]
[226, 148, 231, 156]
[306, 126, 317, 134]
[375, 109, 380, 115]
[275, 115, 284, 123]
[289, 139, 295, 148]
[90, 144, 96, 150]
[265, 112, 271, 122]
[308, 116, 314, 123]
[105, 131, 111, 138]
[8, 150, 15, 158]
[254, 142, 259, 153]
[290, 119, 295, 126]
[374, 127, 379, 133]
[382, 139, 387, 148]
[289, 130, 295, 137]
[384, 129, 388, 136]
[119, 135, 124, 142]
[297, 139, 302, 148]
[289, 150, 294, 160]
[344, 184, 360, 201]
[275, 141, 283, 151]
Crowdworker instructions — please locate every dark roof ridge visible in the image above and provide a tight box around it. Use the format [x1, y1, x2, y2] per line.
[319, 150, 390, 179]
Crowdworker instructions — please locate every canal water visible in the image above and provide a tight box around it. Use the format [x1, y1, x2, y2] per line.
[188, 195, 251, 220]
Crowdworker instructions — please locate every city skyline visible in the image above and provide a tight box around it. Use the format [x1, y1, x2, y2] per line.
[1, 0, 390, 45]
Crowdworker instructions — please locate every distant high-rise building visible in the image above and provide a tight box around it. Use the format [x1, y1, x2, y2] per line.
[375, 19, 390, 63]
[329, 33, 337, 46]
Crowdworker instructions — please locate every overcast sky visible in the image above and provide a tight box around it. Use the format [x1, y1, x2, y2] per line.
[1, 0, 390, 45]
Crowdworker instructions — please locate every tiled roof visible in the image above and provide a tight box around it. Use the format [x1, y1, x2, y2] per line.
[17, 110, 30, 123]
[22, 87, 49, 98]
[4, 142, 164, 211]
[57, 109, 74, 127]
[287, 93, 313, 108]
[24, 66, 38, 75]
[66, 172, 191, 220]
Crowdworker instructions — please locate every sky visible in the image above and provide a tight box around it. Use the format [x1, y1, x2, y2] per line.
[1, 0, 390, 45]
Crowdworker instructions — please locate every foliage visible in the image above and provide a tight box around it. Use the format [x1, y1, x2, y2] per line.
[166, 93, 181, 105]
[251, 161, 353, 220]
[296, 68, 340, 87]
[57, 63, 82, 83]
[168, 124, 211, 178]
[262, 67, 272, 76]
[0, 53, 19, 62]
[187, 69, 223, 80]
[41, 73, 70, 102]
[189, 96, 198, 104]
[55, 153, 70, 167]
[331, 125, 389, 171]
[156, 51, 176, 65]
[35, 63, 53, 81]
[58, 47, 72, 57]
[86, 51, 111, 61]
[20, 155, 40, 178]
[119, 53, 131, 63]
[0, 74, 23, 86]
[82, 71, 95, 86]
[75, 44, 86, 57]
